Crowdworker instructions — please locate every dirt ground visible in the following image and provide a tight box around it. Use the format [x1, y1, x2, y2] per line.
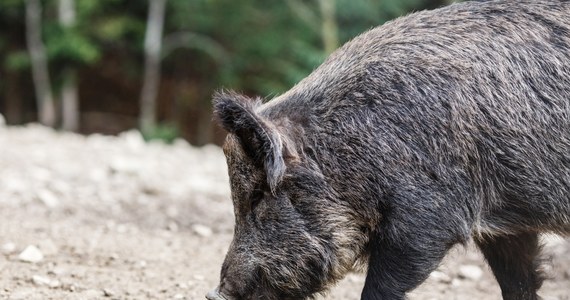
[0, 123, 568, 300]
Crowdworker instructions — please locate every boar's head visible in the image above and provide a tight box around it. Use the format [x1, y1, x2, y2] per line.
[207, 91, 368, 300]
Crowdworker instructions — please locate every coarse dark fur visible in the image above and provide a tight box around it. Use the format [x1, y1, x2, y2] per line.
[207, 0, 570, 299]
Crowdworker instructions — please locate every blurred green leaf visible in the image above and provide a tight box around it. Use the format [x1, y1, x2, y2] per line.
[4, 51, 30, 71]
[46, 27, 100, 64]
[142, 122, 179, 144]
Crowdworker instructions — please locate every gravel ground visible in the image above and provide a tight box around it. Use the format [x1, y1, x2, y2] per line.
[0, 122, 568, 299]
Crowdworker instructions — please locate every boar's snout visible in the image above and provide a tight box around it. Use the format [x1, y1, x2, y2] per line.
[207, 275, 240, 300]
[205, 286, 231, 300]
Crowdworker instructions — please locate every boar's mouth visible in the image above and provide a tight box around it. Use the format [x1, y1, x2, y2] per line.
[206, 287, 229, 300]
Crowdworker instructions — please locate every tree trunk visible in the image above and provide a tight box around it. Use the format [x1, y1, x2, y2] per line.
[59, 0, 80, 131]
[139, 0, 167, 135]
[25, 0, 56, 127]
[61, 70, 79, 131]
[318, 0, 339, 54]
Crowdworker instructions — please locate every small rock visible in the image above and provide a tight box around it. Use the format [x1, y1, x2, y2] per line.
[35, 277, 61, 289]
[18, 245, 44, 263]
[167, 222, 179, 232]
[193, 274, 205, 281]
[36, 189, 59, 208]
[49, 280, 61, 288]
[173, 294, 185, 299]
[2, 242, 16, 255]
[64, 283, 77, 292]
[458, 264, 483, 281]
[31, 275, 51, 286]
[430, 270, 452, 283]
[176, 282, 188, 289]
[48, 266, 67, 276]
[103, 288, 115, 297]
[192, 224, 213, 237]
[451, 278, 462, 287]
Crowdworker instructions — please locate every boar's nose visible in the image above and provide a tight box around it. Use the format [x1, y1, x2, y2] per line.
[205, 286, 230, 300]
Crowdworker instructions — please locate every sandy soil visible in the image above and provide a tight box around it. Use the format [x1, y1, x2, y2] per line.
[0, 124, 568, 300]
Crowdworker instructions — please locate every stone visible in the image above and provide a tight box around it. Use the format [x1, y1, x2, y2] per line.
[191, 224, 212, 238]
[18, 245, 44, 263]
[430, 270, 452, 283]
[458, 264, 483, 281]
[32, 275, 51, 286]
[1, 242, 16, 255]
[103, 288, 115, 297]
[36, 189, 59, 208]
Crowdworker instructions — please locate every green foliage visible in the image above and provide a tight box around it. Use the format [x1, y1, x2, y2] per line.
[141, 122, 179, 144]
[163, 0, 446, 97]
[0, 0, 452, 142]
[46, 26, 100, 64]
[93, 16, 142, 42]
[5, 51, 30, 71]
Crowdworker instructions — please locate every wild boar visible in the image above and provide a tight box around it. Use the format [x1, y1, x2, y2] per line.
[207, 0, 570, 299]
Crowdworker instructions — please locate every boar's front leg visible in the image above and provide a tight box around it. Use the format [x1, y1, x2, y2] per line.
[361, 232, 451, 300]
[361, 189, 471, 300]
[475, 232, 544, 300]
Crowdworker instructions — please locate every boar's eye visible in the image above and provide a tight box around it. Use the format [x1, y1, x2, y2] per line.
[250, 189, 264, 211]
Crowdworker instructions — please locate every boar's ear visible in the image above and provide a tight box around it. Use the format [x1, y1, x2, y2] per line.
[213, 91, 285, 191]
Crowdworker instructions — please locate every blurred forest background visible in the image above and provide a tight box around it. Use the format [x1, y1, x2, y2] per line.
[0, 0, 455, 146]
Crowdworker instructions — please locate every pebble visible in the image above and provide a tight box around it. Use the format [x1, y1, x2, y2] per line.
[18, 245, 44, 263]
[458, 264, 483, 281]
[1, 242, 16, 255]
[36, 189, 59, 208]
[167, 222, 179, 232]
[173, 293, 185, 299]
[48, 266, 67, 276]
[31, 275, 60, 288]
[192, 224, 213, 237]
[451, 278, 462, 287]
[103, 288, 115, 297]
[31, 275, 51, 286]
[193, 274, 205, 281]
[429, 270, 452, 283]
[50, 280, 61, 288]
[176, 282, 188, 289]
